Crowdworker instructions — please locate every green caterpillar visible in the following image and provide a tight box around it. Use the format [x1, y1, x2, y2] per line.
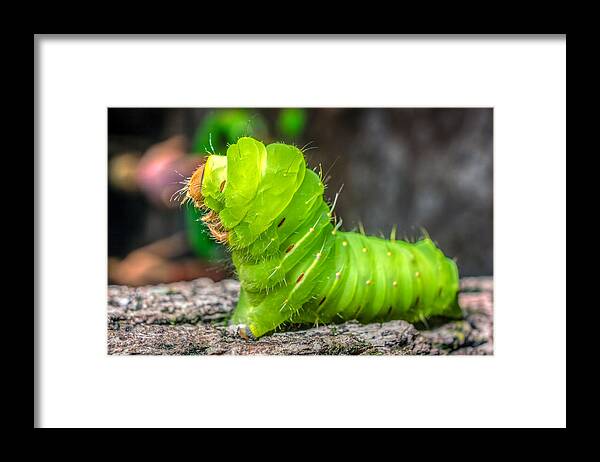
[184, 136, 462, 339]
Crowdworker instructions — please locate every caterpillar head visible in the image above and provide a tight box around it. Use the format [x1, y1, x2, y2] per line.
[184, 137, 308, 249]
[186, 158, 206, 206]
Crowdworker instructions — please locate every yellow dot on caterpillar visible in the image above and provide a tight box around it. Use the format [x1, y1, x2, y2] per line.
[415, 271, 421, 278]
[309, 227, 315, 232]
[393, 281, 398, 287]
[387, 251, 392, 256]
[271, 237, 276, 241]
[315, 252, 321, 259]
[335, 272, 341, 279]
[331, 230, 336, 235]
[362, 247, 368, 253]
[342, 241, 348, 247]
[366, 279, 372, 285]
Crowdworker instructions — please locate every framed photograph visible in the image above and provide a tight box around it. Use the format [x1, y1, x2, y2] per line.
[107, 107, 493, 355]
[35, 35, 566, 428]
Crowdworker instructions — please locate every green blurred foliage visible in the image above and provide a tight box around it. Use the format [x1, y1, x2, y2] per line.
[192, 109, 268, 155]
[278, 108, 307, 139]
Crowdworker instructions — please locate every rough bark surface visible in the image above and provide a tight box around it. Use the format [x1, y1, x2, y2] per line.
[108, 277, 493, 355]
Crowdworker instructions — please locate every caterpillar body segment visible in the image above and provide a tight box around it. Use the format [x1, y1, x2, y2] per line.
[186, 137, 462, 338]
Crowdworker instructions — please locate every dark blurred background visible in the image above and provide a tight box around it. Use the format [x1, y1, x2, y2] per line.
[108, 108, 492, 285]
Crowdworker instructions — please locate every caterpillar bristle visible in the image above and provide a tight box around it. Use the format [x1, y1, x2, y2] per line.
[390, 224, 397, 242]
[208, 132, 216, 155]
[300, 141, 312, 152]
[358, 222, 366, 236]
[321, 156, 340, 185]
[419, 226, 431, 241]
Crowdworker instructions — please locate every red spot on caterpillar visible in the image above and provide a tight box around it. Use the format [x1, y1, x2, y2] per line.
[318, 297, 326, 306]
[278, 217, 286, 227]
[219, 180, 226, 192]
[286, 244, 295, 253]
[296, 273, 305, 283]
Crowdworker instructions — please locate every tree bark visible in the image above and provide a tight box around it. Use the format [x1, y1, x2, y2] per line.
[108, 277, 493, 355]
